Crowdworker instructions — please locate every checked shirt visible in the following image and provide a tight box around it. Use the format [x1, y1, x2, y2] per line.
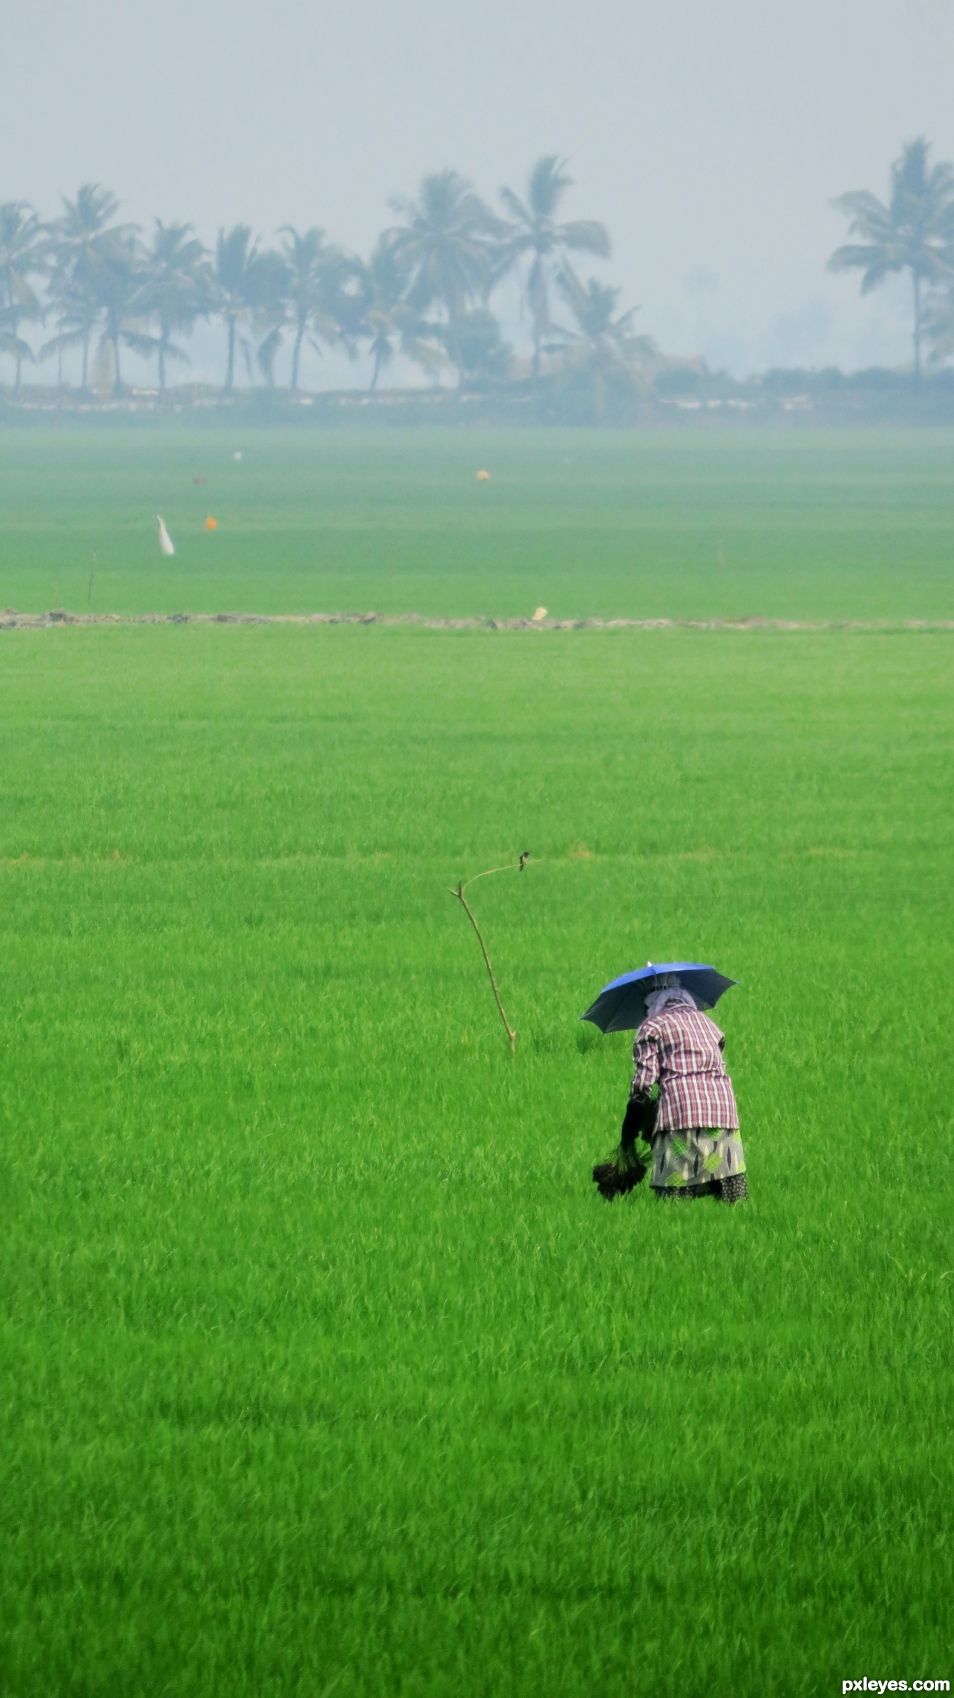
[631, 1006, 740, 1132]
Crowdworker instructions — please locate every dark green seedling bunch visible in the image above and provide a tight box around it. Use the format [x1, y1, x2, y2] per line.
[592, 1090, 658, 1201]
[449, 853, 531, 1055]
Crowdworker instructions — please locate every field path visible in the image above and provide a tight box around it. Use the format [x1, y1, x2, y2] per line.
[3, 610, 953, 633]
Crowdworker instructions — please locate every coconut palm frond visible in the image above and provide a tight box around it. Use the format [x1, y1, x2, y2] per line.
[499, 186, 532, 226]
[527, 155, 574, 219]
[257, 324, 284, 383]
[0, 329, 34, 361]
[827, 242, 891, 272]
[121, 328, 161, 359]
[559, 219, 612, 258]
[38, 326, 85, 360]
[831, 189, 893, 234]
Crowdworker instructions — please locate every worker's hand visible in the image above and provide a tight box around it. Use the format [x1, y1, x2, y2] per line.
[621, 1094, 657, 1146]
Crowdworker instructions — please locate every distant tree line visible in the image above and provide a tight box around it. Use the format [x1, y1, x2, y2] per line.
[0, 159, 654, 405]
[4, 139, 954, 405]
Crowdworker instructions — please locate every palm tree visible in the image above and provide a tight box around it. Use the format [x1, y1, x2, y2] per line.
[0, 202, 45, 391]
[550, 271, 655, 418]
[829, 137, 954, 381]
[385, 171, 503, 376]
[88, 233, 154, 394]
[40, 273, 97, 392]
[357, 238, 446, 391]
[48, 230, 152, 395]
[45, 184, 136, 389]
[139, 221, 209, 390]
[258, 226, 361, 391]
[212, 225, 283, 391]
[499, 157, 611, 381]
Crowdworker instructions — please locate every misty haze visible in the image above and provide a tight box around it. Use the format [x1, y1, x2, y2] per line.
[3, 6, 953, 1698]
[3, 0, 954, 399]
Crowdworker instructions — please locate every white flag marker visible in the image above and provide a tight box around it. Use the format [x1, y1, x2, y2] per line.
[156, 515, 176, 557]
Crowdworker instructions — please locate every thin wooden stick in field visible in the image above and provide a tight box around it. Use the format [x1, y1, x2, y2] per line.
[449, 853, 530, 1055]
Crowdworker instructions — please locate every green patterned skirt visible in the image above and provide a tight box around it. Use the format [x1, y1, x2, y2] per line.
[651, 1127, 746, 1192]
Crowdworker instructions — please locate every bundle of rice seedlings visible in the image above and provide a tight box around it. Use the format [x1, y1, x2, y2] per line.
[592, 1093, 657, 1201]
[592, 1142, 650, 1202]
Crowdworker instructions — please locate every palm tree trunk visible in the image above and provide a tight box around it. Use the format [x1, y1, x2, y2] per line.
[446, 313, 465, 387]
[158, 331, 167, 392]
[291, 322, 305, 392]
[529, 261, 548, 387]
[225, 318, 236, 392]
[912, 271, 922, 384]
[112, 334, 123, 396]
[81, 331, 90, 391]
[369, 346, 383, 392]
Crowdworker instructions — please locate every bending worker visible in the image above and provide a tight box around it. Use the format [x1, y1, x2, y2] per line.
[626, 980, 748, 1203]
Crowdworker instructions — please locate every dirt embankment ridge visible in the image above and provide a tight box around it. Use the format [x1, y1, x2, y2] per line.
[2, 609, 952, 634]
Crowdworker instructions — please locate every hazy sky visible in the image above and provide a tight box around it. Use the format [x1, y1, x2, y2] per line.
[5, 0, 954, 380]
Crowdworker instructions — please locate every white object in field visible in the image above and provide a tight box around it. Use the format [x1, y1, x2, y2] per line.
[475, 468, 491, 481]
[156, 515, 175, 557]
[232, 449, 243, 462]
[532, 606, 548, 622]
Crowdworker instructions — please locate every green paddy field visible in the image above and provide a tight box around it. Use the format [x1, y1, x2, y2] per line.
[2, 429, 952, 1698]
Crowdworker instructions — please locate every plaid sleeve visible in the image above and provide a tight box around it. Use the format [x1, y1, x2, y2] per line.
[631, 1025, 660, 1098]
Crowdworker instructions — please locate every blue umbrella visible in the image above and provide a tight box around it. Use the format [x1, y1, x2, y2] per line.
[580, 961, 738, 1033]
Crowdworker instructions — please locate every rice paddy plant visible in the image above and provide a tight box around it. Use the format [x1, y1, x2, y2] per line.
[1, 433, 953, 1696]
[2, 425, 954, 620]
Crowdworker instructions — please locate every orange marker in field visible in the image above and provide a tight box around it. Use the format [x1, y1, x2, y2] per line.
[204, 515, 219, 530]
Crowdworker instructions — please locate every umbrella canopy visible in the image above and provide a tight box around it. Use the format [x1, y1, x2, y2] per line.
[580, 961, 738, 1033]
